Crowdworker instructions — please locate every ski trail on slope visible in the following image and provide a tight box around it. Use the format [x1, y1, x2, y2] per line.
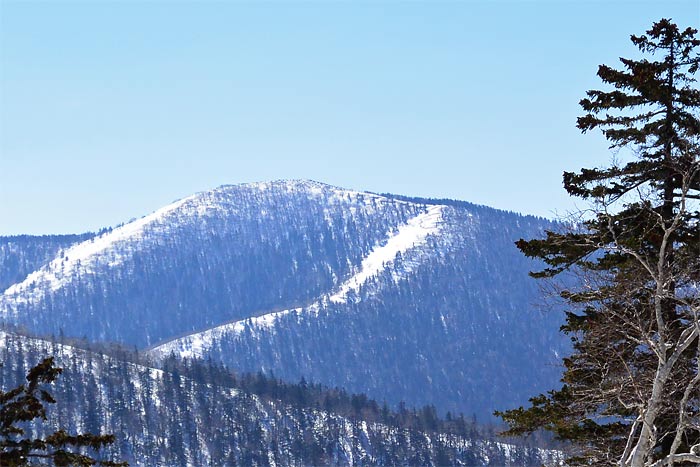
[1, 195, 197, 308]
[152, 205, 445, 359]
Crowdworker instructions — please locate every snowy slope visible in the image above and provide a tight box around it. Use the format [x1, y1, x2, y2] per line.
[1, 180, 399, 309]
[1, 196, 196, 308]
[327, 204, 445, 304]
[151, 204, 446, 359]
[0, 234, 94, 293]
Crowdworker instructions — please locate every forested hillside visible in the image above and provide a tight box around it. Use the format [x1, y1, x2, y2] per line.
[1, 181, 568, 423]
[0, 331, 558, 466]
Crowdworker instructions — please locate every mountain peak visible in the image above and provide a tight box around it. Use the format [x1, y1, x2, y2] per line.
[213, 179, 383, 200]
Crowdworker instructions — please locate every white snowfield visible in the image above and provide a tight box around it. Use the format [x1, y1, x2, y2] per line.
[151, 204, 446, 360]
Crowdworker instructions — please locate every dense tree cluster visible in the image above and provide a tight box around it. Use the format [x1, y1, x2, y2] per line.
[160, 355, 492, 439]
[0, 357, 127, 466]
[0, 331, 555, 466]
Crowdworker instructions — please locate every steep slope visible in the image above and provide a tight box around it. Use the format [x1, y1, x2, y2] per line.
[0, 332, 558, 466]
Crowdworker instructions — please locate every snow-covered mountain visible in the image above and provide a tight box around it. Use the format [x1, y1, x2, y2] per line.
[0, 180, 567, 421]
[1, 181, 432, 345]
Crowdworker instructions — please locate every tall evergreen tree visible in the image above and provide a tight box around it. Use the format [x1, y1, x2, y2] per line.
[497, 19, 700, 467]
[0, 357, 128, 466]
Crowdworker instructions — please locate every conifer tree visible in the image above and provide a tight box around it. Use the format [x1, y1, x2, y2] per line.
[0, 357, 128, 466]
[496, 19, 700, 467]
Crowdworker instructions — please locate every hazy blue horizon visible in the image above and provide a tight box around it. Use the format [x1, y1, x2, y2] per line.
[1, 1, 698, 235]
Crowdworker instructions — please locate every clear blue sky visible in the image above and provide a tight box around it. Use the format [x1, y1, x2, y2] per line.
[1, 1, 698, 235]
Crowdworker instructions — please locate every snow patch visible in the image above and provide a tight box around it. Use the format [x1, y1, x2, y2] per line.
[328, 204, 443, 304]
